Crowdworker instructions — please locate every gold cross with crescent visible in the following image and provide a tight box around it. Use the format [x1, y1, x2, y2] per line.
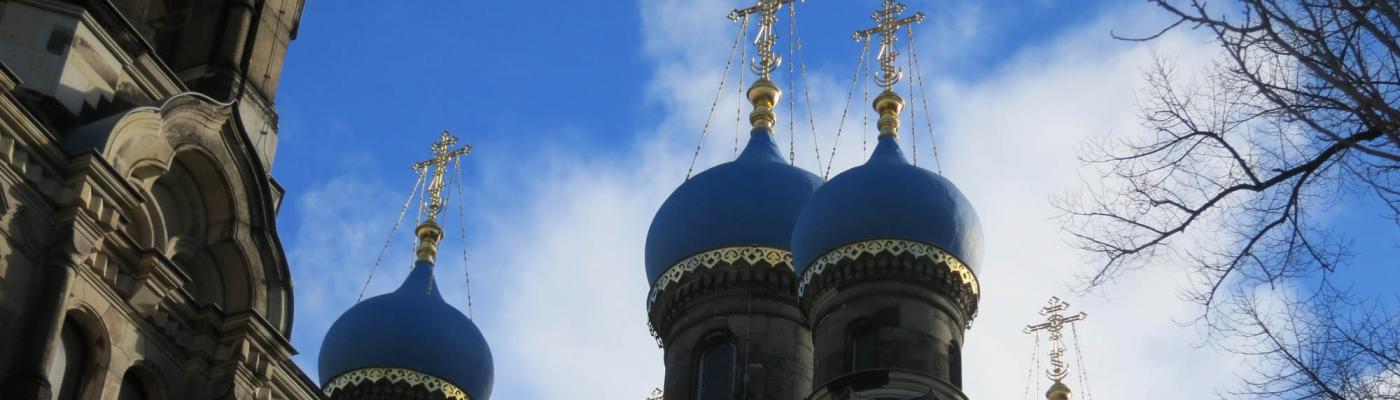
[729, 0, 801, 79]
[852, 0, 925, 90]
[413, 130, 472, 222]
[1023, 297, 1088, 383]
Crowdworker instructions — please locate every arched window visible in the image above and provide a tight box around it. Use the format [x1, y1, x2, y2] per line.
[948, 340, 962, 388]
[695, 340, 736, 400]
[47, 321, 87, 400]
[849, 321, 877, 372]
[118, 370, 150, 400]
[848, 308, 902, 373]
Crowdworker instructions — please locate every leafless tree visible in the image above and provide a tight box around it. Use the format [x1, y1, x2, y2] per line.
[1059, 0, 1400, 398]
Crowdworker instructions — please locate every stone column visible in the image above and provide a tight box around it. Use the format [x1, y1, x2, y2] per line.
[0, 210, 98, 399]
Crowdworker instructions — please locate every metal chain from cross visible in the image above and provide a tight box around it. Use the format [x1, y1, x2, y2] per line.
[413, 130, 472, 222]
[1023, 296, 1087, 383]
[729, 0, 800, 80]
[852, 0, 925, 91]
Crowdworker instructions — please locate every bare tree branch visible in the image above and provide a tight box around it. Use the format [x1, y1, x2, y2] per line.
[1060, 0, 1400, 398]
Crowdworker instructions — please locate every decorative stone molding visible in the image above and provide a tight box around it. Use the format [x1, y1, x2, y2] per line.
[0, 133, 63, 199]
[647, 246, 792, 312]
[126, 251, 186, 315]
[61, 92, 294, 334]
[798, 239, 980, 326]
[324, 367, 471, 400]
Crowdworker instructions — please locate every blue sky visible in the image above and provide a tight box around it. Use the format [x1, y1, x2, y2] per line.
[271, 1, 1398, 398]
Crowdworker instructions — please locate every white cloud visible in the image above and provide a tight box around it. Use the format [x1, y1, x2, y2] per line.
[286, 168, 414, 383]
[934, 5, 1246, 399]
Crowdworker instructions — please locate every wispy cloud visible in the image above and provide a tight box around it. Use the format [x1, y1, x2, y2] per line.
[933, 4, 1247, 398]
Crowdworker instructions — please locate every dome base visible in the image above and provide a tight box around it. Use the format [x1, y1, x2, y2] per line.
[324, 368, 471, 400]
[799, 239, 979, 327]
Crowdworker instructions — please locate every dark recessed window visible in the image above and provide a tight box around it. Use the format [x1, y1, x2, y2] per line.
[118, 369, 150, 400]
[49, 322, 87, 400]
[695, 340, 737, 400]
[949, 341, 962, 388]
[850, 322, 877, 372]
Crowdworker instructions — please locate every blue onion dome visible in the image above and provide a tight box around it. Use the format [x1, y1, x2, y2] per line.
[319, 258, 493, 400]
[790, 131, 984, 277]
[645, 127, 822, 285]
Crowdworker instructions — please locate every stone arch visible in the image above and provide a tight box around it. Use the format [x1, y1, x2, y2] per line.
[692, 329, 738, 400]
[65, 93, 292, 332]
[116, 362, 169, 400]
[150, 147, 250, 310]
[59, 304, 113, 400]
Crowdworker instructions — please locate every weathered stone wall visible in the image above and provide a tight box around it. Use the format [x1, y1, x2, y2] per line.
[650, 259, 814, 400]
[0, 0, 314, 398]
[801, 251, 977, 400]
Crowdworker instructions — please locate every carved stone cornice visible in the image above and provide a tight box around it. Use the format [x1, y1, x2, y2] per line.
[60, 154, 142, 229]
[126, 250, 188, 315]
[0, 101, 68, 201]
[12, 0, 185, 99]
[325, 368, 471, 400]
[0, 61, 17, 93]
[646, 246, 800, 345]
[648, 246, 791, 310]
[798, 239, 980, 327]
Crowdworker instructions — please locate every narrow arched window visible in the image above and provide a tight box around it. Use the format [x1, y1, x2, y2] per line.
[118, 370, 150, 400]
[948, 340, 962, 388]
[695, 340, 736, 400]
[47, 322, 87, 400]
[849, 321, 877, 372]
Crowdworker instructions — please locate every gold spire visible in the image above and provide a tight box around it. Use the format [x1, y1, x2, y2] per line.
[411, 131, 472, 263]
[852, 0, 924, 138]
[747, 78, 781, 130]
[1024, 297, 1088, 399]
[730, 0, 797, 131]
[1046, 380, 1073, 400]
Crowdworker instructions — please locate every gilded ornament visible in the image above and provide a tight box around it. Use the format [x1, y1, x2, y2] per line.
[1024, 297, 1087, 384]
[647, 246, 793, 311]
[852, 0, 925, 91]
[797, 238, 979, 298]
[324, 367, 472, 400]
[411, 131, 471, 263]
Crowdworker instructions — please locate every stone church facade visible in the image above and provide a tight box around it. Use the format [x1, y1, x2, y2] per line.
[0, 0, 321, 398]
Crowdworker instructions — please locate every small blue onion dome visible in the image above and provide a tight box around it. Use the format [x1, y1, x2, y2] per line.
[791, 135, 984, 273]
[644, 129, 823, 284]
[318, 260, 494, 399]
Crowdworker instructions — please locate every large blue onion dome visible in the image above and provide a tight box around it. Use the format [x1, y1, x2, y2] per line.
[644, 127, 822, 285]
[318, 258, 493, 400]
[791, 134, 983, 275]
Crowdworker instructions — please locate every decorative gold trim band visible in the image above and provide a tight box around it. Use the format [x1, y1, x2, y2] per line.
[324, 367, 471, 400]
[797, 239, 978, 297]
[647, 246, 793, 311]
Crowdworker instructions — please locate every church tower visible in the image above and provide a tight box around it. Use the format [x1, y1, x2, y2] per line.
[0, 0, 316, 398]
[643, 1, 820, 399]
[791, 1, 982, 399]
[318, 132, 494, 400]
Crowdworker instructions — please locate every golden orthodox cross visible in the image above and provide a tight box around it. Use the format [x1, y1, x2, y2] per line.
[413, 130, 472, 222]
[1023, 296, 1087, 382]
[729, 0, 800, 79]
[852, 0, 925, 90]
